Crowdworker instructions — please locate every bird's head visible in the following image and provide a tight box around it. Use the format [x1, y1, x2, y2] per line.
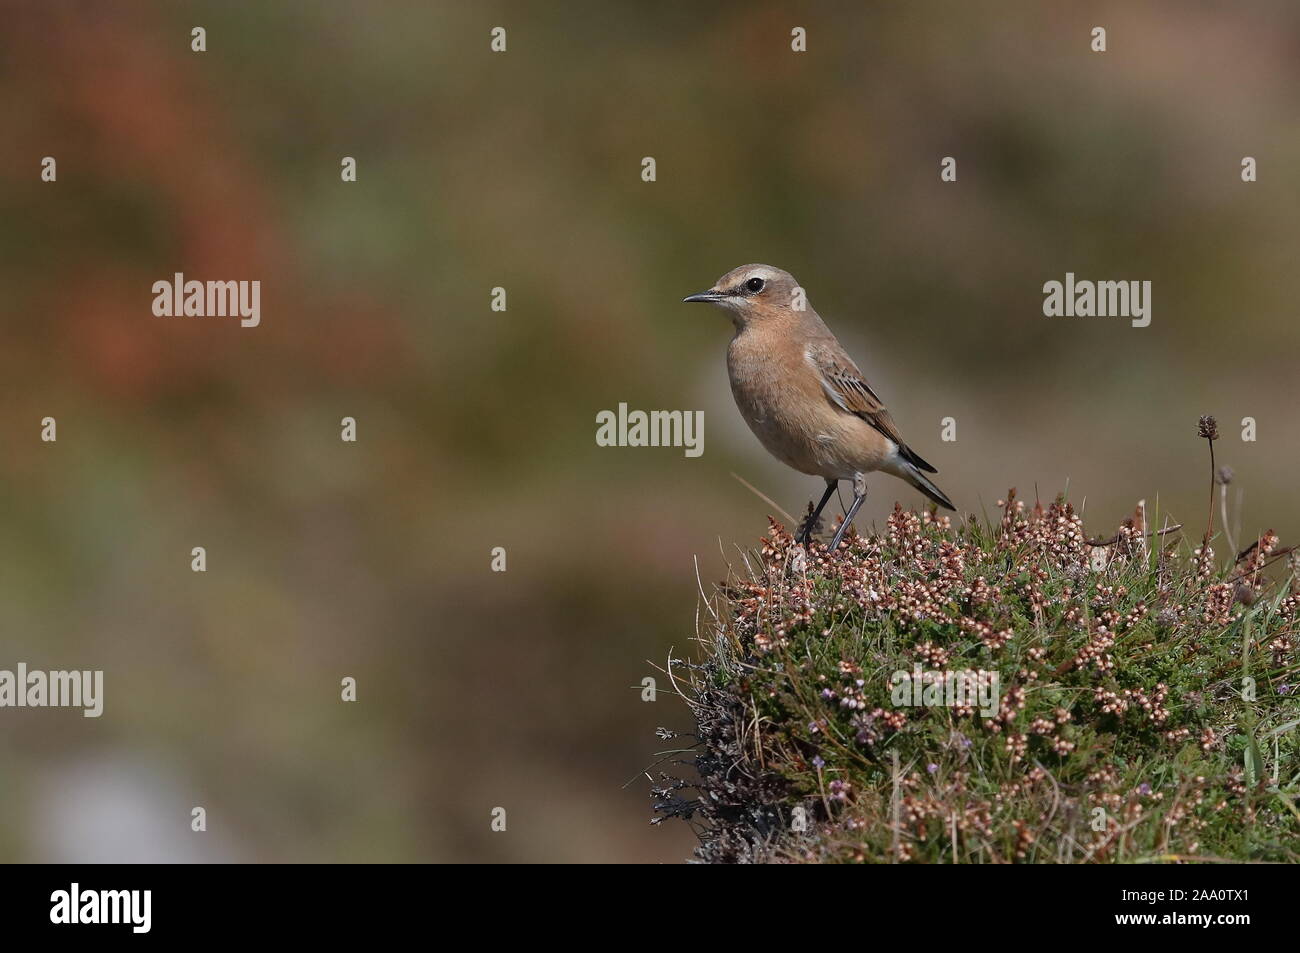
[683, 263, 804, 327]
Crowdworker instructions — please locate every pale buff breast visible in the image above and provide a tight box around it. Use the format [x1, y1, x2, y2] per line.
[726, 331, 896, 480]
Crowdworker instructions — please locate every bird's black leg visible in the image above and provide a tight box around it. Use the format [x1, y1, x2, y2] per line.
[796, 480, 838, 545]
[829, 474, 868, 552]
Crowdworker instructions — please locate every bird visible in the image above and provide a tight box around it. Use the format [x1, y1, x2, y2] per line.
[684, 263, 954, 551]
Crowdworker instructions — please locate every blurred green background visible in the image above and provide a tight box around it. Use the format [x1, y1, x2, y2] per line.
[2, 1, 1298, 862]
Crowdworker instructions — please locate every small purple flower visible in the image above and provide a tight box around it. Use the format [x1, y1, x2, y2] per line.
[1137, 783, 1152, 796]
[812, 756, 826, 770]
[927, 763, 939, 774]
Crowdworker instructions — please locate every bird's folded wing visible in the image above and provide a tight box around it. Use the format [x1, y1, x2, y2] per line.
[807, 341, 938, 473]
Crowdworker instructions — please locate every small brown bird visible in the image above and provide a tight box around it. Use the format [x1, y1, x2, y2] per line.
[685, 263, 954, 551]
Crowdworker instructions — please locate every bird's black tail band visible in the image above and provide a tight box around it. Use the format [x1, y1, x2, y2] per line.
[904, 466, 955, 511]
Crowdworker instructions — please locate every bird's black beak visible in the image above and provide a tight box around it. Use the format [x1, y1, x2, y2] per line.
[683, 290, 726, 303]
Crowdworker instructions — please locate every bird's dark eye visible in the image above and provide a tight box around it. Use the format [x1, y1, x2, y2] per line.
[745, 277, 766, 293]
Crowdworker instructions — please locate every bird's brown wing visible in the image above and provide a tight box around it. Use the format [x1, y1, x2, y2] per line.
[807, 341, 938, 473]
